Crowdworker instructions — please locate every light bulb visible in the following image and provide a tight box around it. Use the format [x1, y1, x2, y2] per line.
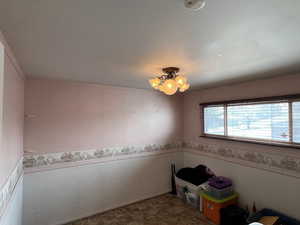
[149, 78, 161, 89]
[163, 79, 178, 95]
[179, 83, 190, 92]
[175, 75, 187, 87]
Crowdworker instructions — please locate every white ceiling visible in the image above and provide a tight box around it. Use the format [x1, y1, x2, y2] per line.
[1, 0, 300, 90]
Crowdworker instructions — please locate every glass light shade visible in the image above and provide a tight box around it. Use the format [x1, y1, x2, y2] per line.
[162, 79, 178, 95]
[149, 78, 161, 89]
[175, 75, 187, 87]
[158, 84, 165, 92]
[179, 83, 190, 92]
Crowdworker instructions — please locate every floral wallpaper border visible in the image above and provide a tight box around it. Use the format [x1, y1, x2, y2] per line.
[0, 158, 23, 221]
[23, 140, 300, 177]
[23, 142, 183, 172]
[183, 141, 300, 178]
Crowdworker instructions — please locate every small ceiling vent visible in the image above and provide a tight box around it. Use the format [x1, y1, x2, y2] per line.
[184, 0, 206, 10]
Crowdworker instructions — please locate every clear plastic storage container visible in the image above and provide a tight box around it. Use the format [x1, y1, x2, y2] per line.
[207, 185, 233, 199]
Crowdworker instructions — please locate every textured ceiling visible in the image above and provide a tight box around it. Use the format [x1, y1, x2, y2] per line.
[1, 0, 300, 89]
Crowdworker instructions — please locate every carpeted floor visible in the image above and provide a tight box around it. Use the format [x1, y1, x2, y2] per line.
[65, 194, 211, 225]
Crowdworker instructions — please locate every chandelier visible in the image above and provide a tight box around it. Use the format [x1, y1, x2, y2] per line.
[149, 67, 190, 95]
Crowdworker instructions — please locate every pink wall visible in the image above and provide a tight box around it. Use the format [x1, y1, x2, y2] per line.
[25, 74, 300, 155]
[24, 79, 183, 154]
[0, 32, 24, 187]
[183, 73, 300, 156]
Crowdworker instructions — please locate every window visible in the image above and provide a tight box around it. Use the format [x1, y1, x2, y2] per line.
[227, 103, 289, 141]
[204, 106, 224, 135]
[201, 95, 300, 148]
[293, 102, 300, 143]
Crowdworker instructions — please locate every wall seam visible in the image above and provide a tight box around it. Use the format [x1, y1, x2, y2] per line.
[0, 158, 23, 222]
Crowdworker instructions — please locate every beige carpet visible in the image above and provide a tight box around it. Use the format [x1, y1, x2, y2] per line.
[65, 194, 211, 225]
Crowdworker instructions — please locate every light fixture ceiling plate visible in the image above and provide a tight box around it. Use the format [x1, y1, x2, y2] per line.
[162, 67, 180, 75]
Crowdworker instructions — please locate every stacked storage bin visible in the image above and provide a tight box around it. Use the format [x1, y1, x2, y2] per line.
[207, 176, 234, 199]
[201, 176, 238, 225]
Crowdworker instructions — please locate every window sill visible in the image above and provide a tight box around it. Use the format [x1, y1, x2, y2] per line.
[199, 134, 300, 150]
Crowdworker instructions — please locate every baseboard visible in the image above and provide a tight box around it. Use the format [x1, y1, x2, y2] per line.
[55, 191, 171, 225]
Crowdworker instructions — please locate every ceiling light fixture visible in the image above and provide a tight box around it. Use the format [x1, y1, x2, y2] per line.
[149, 67, 190, 95]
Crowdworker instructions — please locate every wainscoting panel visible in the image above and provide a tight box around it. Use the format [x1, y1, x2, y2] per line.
[184, 151, 300, 220]
[24, 151, 183, 225]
